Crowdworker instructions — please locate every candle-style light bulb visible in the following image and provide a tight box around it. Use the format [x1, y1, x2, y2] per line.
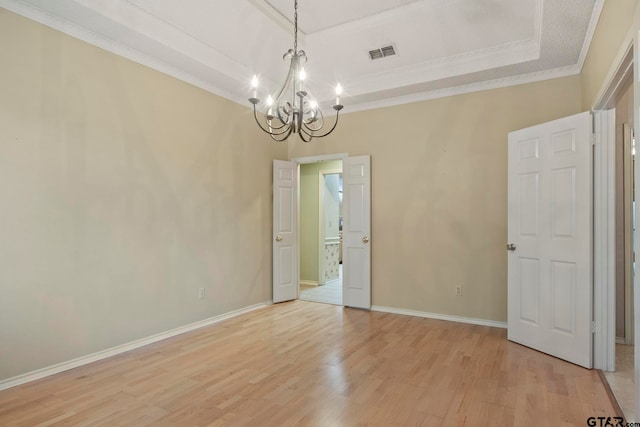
[266, 95, 274, 121]
[335, 83, 343, 105]
[298, 67, 307, 92]
[251, 75, 258, 98]
[309, 100, 318, 110]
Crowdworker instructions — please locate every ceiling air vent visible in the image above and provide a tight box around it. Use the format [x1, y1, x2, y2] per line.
[368, 44, 397, 61]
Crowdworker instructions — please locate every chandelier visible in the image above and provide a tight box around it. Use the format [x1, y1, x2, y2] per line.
[248, 0, 343, 142]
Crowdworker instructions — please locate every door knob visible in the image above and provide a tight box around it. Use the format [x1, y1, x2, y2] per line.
[362, 236, 369, 244]
[275, 235, 283, 242]
[506, 243, 516, 251]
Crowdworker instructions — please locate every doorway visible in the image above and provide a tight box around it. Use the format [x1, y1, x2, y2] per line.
[298, 161, 343, 305]
[273, 154, 371, 308]
[603, 77, 636, 421]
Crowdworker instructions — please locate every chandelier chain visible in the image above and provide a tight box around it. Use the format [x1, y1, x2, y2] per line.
[294, 0, 298, 53]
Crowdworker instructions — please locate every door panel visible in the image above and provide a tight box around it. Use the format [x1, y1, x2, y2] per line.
[507, 111, 592, 368]
[519, 257, 540, 324]
[343, 156, 371, 309]
[273, 160, 298, 303]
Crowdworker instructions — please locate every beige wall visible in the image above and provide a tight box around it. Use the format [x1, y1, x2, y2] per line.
[581, 0, 639, 110]
[289, 77, 583, 322]
[299, 160, 342, 282]
[0, 9, 285, 381]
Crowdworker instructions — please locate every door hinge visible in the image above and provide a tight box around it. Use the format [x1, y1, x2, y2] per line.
[591, 321, 597, 333]
[591, 133, 596, 146]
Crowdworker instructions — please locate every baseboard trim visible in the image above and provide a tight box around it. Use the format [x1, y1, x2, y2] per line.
[615, 337, 626, 345]
[371, 305, 507, 329]
[300, 280, 319, 286]
[0, 301, 271, 391]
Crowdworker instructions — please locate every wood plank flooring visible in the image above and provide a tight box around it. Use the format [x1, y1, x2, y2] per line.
[0, 301, 617, 426]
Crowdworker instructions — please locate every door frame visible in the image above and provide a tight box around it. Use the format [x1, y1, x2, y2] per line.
[593, 108, 617, 372]
[623, 123, 635, 346]
[592, 33, 635, 373]
[318, 168, 343, 286]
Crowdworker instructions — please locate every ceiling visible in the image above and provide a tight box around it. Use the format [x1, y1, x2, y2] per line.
[1, 0, 603, 112]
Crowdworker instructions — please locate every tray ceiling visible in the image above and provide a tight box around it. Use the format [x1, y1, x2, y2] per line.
[0, 0, 603, 112]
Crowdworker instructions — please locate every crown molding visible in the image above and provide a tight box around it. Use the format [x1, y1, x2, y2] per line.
[322, 0, 543, 99]
[122, 0, 249, 75]
[577, 0, 605, 71]
[1, 0, 601, 116]
[346, 37, 540, 98]
[0, 0, 248, 105]
[342, 64, 581, 114]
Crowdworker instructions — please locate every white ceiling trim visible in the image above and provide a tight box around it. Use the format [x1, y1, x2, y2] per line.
[347, 38, 540, 97]
[342, 64, 581, 114]
[0, 0, 248, 105]
[344, 0, 544, 94]
[90, 0, 251, 82]
[533, 0, 544, 48]
[1, 0, 604, 115]
[576, 0, 605, 71]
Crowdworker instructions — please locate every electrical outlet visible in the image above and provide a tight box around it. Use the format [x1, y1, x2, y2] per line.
[198, 288, 206, 299]
[455, 285, 462, 296]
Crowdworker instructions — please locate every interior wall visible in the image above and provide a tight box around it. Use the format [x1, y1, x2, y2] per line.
[299, 160, 342, 283]
[0, 9, 285, 381]
[323, 174, 341, 240]
[289, 76, 583, 322]
[615, 83, 634, 339]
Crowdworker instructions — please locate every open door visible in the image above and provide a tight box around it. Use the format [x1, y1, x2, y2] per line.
[342, 155, 371, 309]
[273, 160, 298, 303]
[507, 111, 592, 368]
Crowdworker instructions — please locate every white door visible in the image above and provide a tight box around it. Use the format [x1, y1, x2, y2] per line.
[342, 155, 371, 309]
[507, 111, 592, 368]
[273, 160, 298, 303]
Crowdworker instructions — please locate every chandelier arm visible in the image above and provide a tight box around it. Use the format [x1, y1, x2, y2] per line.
[265, 120, 289, 131]
[302, 108, 325, 132]
[297, 128, 313, 143]
[276, 104, 293, 125]
[252, 105, 294, 136]
[273, 57, 297, 109]
[302, 110, 341, 139]
[301, 120, 322, 133]
[270, 125, 294, 142]
[264, 123, 294, 137]
[263, 114, 289, 131]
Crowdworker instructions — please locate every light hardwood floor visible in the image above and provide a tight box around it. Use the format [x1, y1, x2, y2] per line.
[0, 301, 617, 426]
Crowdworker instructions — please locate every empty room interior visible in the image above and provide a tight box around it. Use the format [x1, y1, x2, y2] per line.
[1, 0, 640, 425]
